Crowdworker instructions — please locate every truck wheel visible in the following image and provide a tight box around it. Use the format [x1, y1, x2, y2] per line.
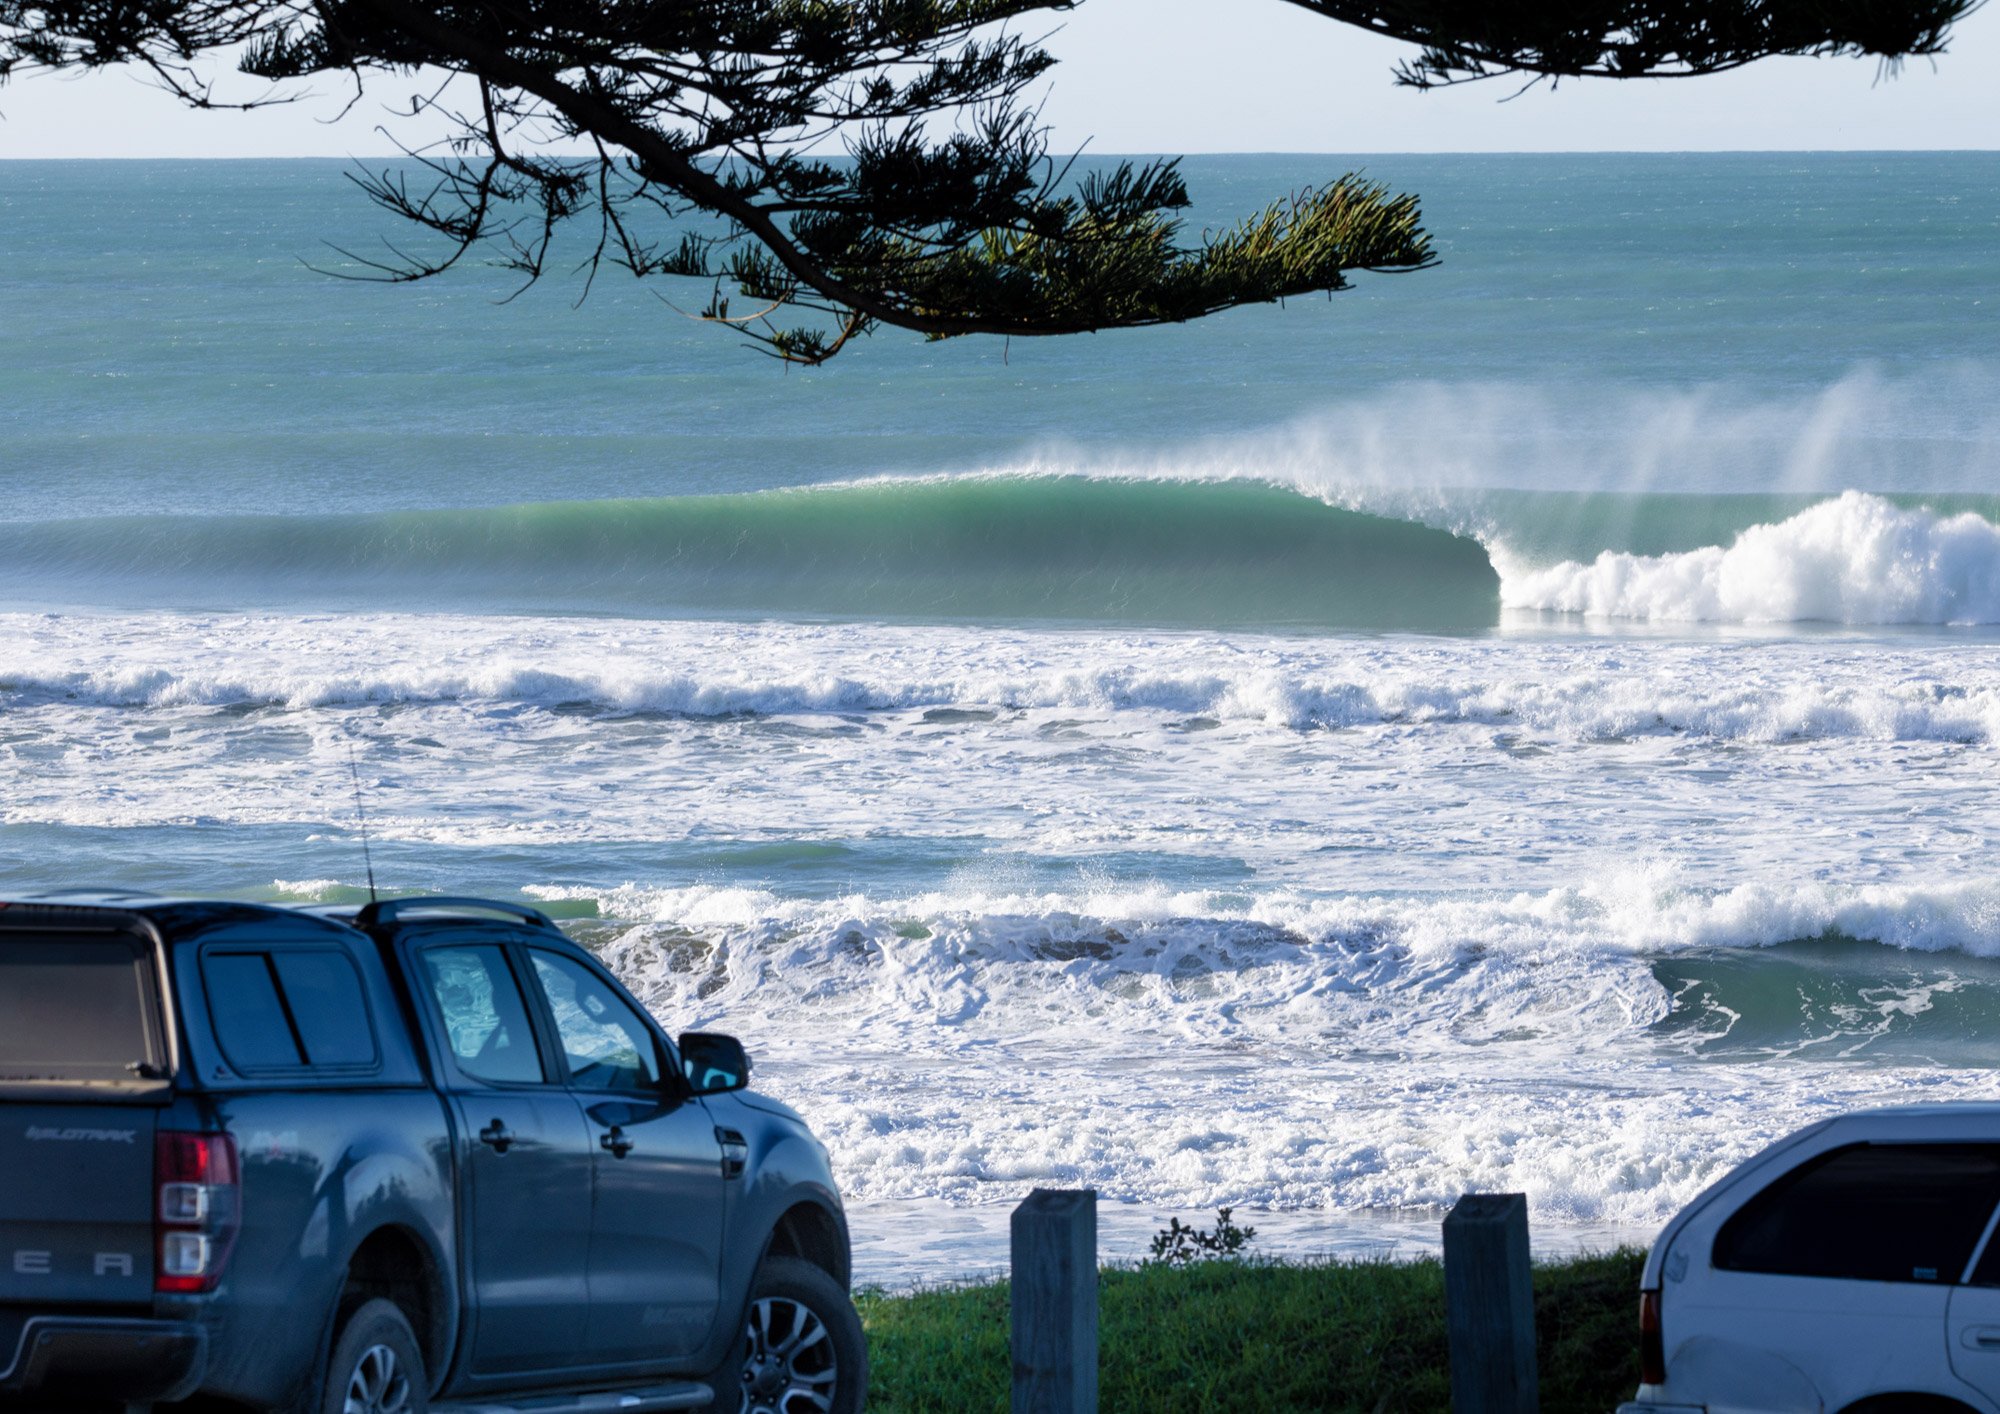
[320, 1298, 428, 1414]
[706, 1255, 868, 1414]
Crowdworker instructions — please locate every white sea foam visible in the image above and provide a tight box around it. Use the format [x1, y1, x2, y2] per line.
[6, 608, 2000, 742]
[7, 607, 2000, 1250]
[529, 872, 2000, 1224]
[1496, 492, 2000, 625]
[269, 877, 346, 899]
[549, 869, 2000, 1048]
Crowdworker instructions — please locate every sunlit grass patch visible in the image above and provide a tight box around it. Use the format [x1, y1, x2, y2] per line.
[857, 1248, 1644, 1413]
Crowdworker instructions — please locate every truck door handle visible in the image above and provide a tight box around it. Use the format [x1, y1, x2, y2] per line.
[478, 1120, 515, 1153]
[600, 1125, 634, 1158]
[1964, 1326, 2000, 1350]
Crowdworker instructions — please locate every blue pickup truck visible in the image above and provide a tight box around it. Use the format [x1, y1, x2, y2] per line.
[0, 892, 864, 1414]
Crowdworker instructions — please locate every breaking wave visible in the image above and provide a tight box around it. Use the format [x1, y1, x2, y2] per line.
[535, 870, 2000, 1072]
[7, 472, 2000, 631]
[1498, 491, 2000, 626]
[548, 871, 2000, 1219]
[0, 477, 1497, 631]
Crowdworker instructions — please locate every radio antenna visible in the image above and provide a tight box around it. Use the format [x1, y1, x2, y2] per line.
[346, 741, 379, 904]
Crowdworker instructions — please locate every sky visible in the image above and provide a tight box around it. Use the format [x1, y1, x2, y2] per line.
[1, 0, 1995, 157]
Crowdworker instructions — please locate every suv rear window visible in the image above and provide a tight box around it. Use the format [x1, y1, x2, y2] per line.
[202, 947, 378, 1073]
[0, 935, 161, 1081]
[1715, 1143, 2000, 1284]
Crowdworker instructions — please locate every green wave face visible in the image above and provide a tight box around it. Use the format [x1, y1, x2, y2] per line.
[0, 476, 1502, 631]
[1653, 938, 2000, 1067]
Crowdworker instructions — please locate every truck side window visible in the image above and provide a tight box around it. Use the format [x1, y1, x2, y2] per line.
[529, 950, 661, 1092]
[1715, 1143, 2000, 1284]
[203, 948, 379, 1073]
[272, 951, 376, 1067]
[204, 952, 306, 1070]
[422, 946, 546, 1086]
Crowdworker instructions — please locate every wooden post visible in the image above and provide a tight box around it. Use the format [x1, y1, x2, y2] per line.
[1443, 1192, 1539, 1414]
[1011, 1188, 1098, 1414]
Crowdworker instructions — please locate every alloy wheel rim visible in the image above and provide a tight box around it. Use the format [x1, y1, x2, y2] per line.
[343, 1341, 412, 1414]
[736, 1295, 838, 1414]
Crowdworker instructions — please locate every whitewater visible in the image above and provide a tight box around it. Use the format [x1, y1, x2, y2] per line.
[3, 152, 1998, 1280]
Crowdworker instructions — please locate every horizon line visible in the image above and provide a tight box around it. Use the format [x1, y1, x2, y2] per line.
[2, 147, 1999, 162]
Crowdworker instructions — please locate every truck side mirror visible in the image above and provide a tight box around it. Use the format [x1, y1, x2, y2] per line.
[679, 1032, 751, 1094]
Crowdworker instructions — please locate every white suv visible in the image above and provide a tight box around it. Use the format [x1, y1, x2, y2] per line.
[1623, 1104, 2000, 1414]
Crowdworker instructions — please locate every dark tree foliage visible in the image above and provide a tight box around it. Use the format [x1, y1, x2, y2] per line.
[1278, 2, 1972, 88]
[0, 1, 1976, 362]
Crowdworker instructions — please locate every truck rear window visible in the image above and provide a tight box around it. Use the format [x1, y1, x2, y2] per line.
[0, 936, 161, 1081]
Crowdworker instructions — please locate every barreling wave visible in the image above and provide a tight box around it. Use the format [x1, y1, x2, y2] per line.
[0, 476, 1498, 631]
[8, 473, 2000, 631]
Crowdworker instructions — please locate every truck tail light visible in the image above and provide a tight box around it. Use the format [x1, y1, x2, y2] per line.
[1639, 1287, 1666, 1386]
[155, 1132, 239, 1294]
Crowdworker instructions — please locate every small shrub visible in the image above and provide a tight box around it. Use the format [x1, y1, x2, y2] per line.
[1147, 1206, 1258, 1265]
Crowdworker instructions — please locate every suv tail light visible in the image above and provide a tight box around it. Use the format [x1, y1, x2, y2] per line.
[1639, 1287, 1666, 1386]
[155, 1132, 240, 1294]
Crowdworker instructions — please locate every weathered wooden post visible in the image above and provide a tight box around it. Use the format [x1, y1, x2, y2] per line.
[1443, 1192, 1539, 1414]
[1011, 1187, 1098, 1414]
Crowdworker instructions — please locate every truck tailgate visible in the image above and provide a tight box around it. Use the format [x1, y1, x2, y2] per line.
[0, 1103, 157, 1301]
[1, 931, 167, 1303]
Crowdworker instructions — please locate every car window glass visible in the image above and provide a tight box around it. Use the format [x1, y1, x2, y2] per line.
[271, 951, 376, 1067]
[1970, 1211, 2000, 1285]
[422, 946, 545, 1085]
[1716, 1143, 2000, 1284]
[530, 950, 661, 1092]
[0, 938, 157, 1080]
[203, 953, 304, 1070]
[202, 947, 380, 1074]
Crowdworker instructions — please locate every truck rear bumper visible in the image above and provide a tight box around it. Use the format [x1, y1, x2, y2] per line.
[0, 1315, 206, 1405]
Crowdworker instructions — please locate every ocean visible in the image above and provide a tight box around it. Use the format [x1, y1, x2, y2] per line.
[2, 152, 1998, 1282]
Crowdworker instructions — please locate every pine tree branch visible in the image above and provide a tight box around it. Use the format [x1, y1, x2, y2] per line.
[1273, 1, 1975, 88]
[2, 0, 1973, 363]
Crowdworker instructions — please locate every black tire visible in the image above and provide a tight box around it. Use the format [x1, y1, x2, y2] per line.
[704, 1255, 868, 1414]
[318, 1297, 429, 1414]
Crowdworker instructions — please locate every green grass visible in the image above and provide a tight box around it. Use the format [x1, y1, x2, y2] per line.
[857, 1249, 1645, 1413]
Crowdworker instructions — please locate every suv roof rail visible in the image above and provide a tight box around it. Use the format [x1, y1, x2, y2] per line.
[355, 896, 561, 932]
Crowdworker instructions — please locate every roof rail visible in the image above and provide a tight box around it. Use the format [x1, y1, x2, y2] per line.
[355, 896, 560, 932]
